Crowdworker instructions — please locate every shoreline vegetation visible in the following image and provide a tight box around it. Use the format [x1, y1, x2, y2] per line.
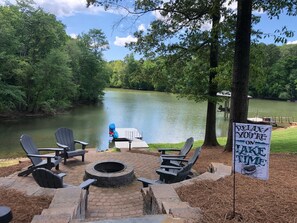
[1, 124, 296, 167]
[1, 90, 297, 120]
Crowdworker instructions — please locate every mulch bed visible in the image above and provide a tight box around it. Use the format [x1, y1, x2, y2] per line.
[0, 161, 52, 223]
[176, 147, 297, 223]
[1, 148, 297, 222]
[0, 188, 52, 223]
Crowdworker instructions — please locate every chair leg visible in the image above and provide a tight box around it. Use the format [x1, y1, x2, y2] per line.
[18, 167, 34, 177]
[55, 164, 60, 170]
[64, 158, 67, 165]
[82, 155, 85, 162]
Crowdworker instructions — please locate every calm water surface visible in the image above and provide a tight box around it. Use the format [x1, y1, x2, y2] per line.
[1, 88, 297, 158]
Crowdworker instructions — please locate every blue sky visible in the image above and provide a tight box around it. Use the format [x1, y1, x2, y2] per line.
[1, 0, 297, 61]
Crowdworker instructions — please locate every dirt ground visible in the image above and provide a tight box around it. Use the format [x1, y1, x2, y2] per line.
[1, 148, 297, 223]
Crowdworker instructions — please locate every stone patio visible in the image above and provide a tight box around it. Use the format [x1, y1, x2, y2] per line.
[0, 149, 232, 223]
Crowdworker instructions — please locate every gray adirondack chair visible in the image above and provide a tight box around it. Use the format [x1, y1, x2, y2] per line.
[18, 134, 62, 177]
[32, 168, 96, 209]
[138, 147, 202, 187]
[158, 137, 194, 166]
[32, 168, 96, 191]
[55, 128, 88, 164]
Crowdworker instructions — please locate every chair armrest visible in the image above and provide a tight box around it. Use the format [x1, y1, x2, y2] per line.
[38, 148, 64, 152]
[79, 179, 97, 190]
[56, 143, 69, 149]
[38, 148, 64, 156]
[156, 169, 178, 177]
[161, 157, 189, 163]
[57, 173, 67, 178]
[160, 165, 183, 170]
[74, 140, 88, 146]
[27, 153, 56, 159]
[158, 148, 180, 154]
[74, 140, 88, 150]
[160, 154, 185, 158]
[137, 177, 158, 187]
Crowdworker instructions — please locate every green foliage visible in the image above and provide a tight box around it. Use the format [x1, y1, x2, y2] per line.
[0, 3, 110, 115]
[0, 82, 26, 112]
[149, 127, 297, 154]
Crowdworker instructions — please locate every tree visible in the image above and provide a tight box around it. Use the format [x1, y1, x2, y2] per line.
[225, 0, 252, 151]
[78, 28, 109, 58]
[86, 0, 236, 146]
[108, 60, 125, 88]
[0, 2, 111, 115]
[225, 0, 297, 151]
[32, 48, 77, 113]
[71, 29, 110, 103]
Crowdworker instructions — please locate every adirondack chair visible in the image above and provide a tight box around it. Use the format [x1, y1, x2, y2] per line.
[158, 137, 194, 166]
[18, 134, 63, 177]
[32, 168, 96, 191]
[32, 168, 97, 209]
[55, 128, 88, 164]
[160, 146, 202, 169]
[138, 147, 202, 187]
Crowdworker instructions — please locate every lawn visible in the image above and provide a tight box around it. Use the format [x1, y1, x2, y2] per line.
[149, 126, 297, 153]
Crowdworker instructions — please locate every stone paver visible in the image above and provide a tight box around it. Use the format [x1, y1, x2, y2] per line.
[0, 149, 160, 222]
[71, 150, 160, 221]
[0, 149, 231, 222]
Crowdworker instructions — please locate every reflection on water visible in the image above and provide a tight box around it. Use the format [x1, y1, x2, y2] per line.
[1, 88, 297, 158]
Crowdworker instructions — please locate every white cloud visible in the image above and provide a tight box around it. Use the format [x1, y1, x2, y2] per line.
[200, 20, 212, 31]
[0, 0, 128, 17]
[114, 35, 137, 47]
[152, 10, 169, 21]
[69, 33, 78, 39]
[138, 24, 146, 31]
[287, 40, 297, 45]
[34, 0, 106, 17]
[223, 0, 237, 10]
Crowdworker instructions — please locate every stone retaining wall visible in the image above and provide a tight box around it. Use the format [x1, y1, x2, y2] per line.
[141, 163, 232, 223]
[31, 188, 87, 223]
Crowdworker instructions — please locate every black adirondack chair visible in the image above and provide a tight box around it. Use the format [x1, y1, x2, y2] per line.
[32, 168, 96, 191]
[55, 128, 88, 164]
[138, 147, 202, 187]
[18, 134, 63, 177]
[32, 168, 96, 209]
[158, 137, 194, 166]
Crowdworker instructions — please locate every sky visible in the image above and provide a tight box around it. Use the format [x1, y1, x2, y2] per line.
[1, 0, 297, 61]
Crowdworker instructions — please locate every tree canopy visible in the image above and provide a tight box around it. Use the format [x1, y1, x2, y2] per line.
[0, 2, 110, 115]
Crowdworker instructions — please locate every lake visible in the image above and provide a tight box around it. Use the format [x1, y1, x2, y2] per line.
[1, 88, 297, 158]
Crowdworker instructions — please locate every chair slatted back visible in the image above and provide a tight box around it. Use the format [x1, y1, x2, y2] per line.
[55, 128, 75, 151]
[188, 147, 202, 165]
[32, 168, 63, 188]
[180, 137, 194, 157]
[20, 134, 42, 166]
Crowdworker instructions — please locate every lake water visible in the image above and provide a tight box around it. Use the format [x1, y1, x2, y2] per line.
[1, 88, 297, 158]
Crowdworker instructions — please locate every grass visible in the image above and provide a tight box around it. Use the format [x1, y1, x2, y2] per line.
[0, 159, 20, 167]
[271, 127, 297, 153]
[148, 126, 297, 153]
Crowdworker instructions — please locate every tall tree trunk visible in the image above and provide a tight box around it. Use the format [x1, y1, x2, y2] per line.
[225, 0, 252, 151]
[203, 0, 220, 147]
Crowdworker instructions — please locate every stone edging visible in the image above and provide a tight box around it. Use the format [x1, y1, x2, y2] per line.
[141, 162, 232, 223]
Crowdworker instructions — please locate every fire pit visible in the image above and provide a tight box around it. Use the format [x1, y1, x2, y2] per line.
[84, 160, 135, 187]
